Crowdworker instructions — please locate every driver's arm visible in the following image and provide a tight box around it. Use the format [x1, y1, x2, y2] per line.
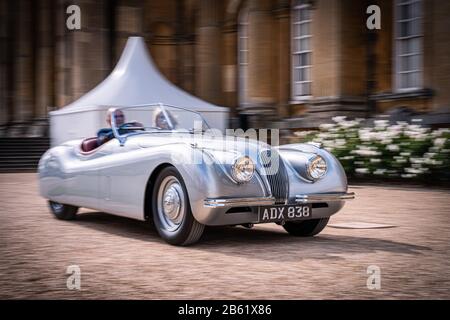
[97, 128, 114, 145]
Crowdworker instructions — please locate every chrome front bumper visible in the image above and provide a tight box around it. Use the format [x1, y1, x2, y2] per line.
[204, 197, 275, 208]
[204, 192, 355, 208]
[295, 192, 355, 203]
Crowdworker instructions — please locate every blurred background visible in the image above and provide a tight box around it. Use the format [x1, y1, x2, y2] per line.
[0, 0, 449, 180]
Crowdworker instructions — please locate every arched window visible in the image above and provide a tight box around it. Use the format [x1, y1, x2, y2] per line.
[291, 0, 312, 100]
[238, 3, 250, 106]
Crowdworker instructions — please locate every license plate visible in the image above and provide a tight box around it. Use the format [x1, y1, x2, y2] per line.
[258, 204, 312, 223]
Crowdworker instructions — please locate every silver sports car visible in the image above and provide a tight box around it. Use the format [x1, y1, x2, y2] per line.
[39, 104, 354, 245]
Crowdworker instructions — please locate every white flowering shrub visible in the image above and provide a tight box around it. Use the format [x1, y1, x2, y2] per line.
[293, 117, 450, 184]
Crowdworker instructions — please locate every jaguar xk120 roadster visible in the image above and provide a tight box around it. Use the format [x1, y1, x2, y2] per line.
[39, 104, 354, 245]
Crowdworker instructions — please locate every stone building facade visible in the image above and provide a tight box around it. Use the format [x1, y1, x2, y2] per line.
[0, 0, 449, 136]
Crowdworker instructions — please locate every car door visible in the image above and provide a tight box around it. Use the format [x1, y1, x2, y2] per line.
[70, 142, 113, 210]
[97, 139, 146, 220]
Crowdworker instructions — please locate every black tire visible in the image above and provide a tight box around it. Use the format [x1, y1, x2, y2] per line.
[48, 201, 79, 220]
[283, 218, 329, 237]
[152, 166, 204, 246]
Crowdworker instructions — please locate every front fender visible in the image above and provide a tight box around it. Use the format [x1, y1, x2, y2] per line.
[277, 143, 349, 196]
[176, 147, 268, 224]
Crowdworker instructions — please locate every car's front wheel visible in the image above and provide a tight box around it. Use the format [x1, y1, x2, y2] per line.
[152, 166, 204, 246]
[48, 201, 79, 220]
[283, 218, 329, 237]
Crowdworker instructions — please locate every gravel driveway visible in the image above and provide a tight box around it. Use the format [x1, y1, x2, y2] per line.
[0, 173, 449, 299]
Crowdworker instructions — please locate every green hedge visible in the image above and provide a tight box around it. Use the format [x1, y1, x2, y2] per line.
[292, 117, 450, 184]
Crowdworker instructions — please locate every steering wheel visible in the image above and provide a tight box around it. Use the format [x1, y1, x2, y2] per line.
[119, 122, 145, 131]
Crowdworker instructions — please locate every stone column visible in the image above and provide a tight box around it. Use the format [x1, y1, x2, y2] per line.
[72, 0, 111, 101]
[247, 0, 274, 105]
[245, 0, 276, 126]
[425, 0, 450, 111]
[175, 0, 195, 93]
[35, 0, 54, 118]
[179, 34, 195, 94]
[55, 0, 73, 108]
[150, 23, 177, 84]
[273, 0, 291, 118]
[114, 0, 144, 65]
[196, 0, 223, 105]
[222, 18, 238, 115]
[0, 0, 9, 128]
[13, 0, 35, 124]
[310, 0, 341, 99]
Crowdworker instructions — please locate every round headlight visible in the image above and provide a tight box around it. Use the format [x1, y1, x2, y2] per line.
[231, 156, 255, 183]
[307, 155, 327, 180]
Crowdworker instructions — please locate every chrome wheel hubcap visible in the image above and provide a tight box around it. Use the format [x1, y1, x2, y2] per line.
[163, 186, 181, 221]
[157, 176, 185, 231]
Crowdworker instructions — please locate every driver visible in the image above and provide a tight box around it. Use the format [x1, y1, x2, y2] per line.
[97, 108, 142, 145]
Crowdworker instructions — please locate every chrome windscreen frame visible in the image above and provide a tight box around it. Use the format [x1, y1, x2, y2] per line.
[110, 102, 211, 146]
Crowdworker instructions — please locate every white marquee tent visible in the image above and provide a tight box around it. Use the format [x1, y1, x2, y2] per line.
[50, 37, 228, 145]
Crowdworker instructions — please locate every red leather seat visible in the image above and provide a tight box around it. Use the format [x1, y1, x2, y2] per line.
[81, 137, 99, 153]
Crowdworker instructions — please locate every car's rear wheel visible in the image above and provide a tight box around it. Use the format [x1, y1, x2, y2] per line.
[48, 201, 78, 220]
[152, 166, 204, 245]
[283, 218, 329, 237]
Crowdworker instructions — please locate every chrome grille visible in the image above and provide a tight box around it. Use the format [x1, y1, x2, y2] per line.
[259, 149, 289, 204]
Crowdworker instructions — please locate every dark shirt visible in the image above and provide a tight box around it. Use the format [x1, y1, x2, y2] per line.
[96, 123, 141, 145]
[96, 128, 114, 145]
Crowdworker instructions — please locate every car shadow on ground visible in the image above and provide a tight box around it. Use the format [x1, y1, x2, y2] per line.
[74, 211, 431, 262]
